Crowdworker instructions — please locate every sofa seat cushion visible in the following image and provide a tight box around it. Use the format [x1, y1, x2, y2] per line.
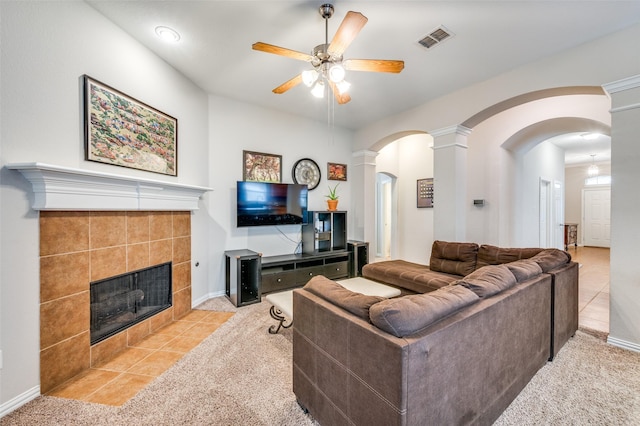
[369, 285, 479, 337]
[506, 259, 543, 282]
[303, 275, 385, 320]
[362, 260, 460, 294]
[456, 264, 517, 298]
[429, 240, 479, 276]
[529, 249, 572, 272]
[476, 244, 545, 269]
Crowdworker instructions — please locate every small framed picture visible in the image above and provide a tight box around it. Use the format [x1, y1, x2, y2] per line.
[243, 150, 282, 182]
[417, 178, 434, 208]
[327, 162, 347, 181]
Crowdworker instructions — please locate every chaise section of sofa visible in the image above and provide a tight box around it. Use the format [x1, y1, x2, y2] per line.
[293, 271, 553, 425]
[361, 259, 461, 294]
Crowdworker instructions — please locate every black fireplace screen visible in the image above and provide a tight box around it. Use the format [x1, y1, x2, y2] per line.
[90, 262, 172, 345]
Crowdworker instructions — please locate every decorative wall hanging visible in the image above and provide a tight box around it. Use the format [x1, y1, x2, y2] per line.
[327, 162, 347, 181]
[84, 75, 177, 176]
[243, 150, 282, 182]
[292, 158, 321, 190]
[417, 178, 434, 208]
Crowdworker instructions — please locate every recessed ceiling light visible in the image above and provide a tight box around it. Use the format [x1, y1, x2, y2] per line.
[155, 26, 180, 43]
[581, 132, 600, 140]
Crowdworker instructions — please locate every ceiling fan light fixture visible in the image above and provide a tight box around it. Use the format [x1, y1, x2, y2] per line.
[336, 79, 351, 95]
[582, 132, 600, 140]
[302, 69, 319, 87]
[311, 80, 325, 98]
[588, 154, 599, 177]
[328, 64, 346, 82]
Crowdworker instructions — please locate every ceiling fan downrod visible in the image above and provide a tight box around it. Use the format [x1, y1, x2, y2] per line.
[319, 4, 334, 47]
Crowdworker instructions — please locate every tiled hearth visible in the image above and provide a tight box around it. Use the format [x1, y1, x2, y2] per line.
[39, 210, 193, 394]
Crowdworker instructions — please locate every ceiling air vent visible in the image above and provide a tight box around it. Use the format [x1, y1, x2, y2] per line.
[418, 26, 453, 49]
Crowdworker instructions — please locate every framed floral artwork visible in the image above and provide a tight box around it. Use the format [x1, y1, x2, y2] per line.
[327, 162, 347, 181]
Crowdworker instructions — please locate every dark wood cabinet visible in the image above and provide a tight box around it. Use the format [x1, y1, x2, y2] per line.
[302, 211, 347, 253]
[261, 251, 351, 294]
[225, 249, 261, 307]
[348, 240, 369, 277]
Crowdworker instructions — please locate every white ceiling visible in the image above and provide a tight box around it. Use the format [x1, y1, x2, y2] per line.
[86, 0, 637, 164]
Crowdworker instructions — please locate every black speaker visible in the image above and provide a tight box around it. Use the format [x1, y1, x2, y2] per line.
[348, 241, 369, 277]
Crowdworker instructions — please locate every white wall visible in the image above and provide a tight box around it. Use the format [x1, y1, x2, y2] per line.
[375, 134, 434, 263]
[205, 95, 354, 299]
[517, 141, 566, 247]
[0, 1, 208, 408]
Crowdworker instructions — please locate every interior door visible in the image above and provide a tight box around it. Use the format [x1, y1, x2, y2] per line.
[554, 180, 564, 250]
[375, 173, 394, 260]
[539, 179, 550, 247]
[583, 187, 611, 247]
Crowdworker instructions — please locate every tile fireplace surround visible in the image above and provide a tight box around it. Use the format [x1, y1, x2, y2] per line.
[40, 210, 191, 393]
[7, 163, 211, 394]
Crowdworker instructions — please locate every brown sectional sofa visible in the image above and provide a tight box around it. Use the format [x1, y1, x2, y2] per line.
[292, 241, 578, 425]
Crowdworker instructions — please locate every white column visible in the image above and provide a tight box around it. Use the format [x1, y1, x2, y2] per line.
[351, 150, 378, 246]
[430, 125, 471, 242]
[603, 74, 640, 352]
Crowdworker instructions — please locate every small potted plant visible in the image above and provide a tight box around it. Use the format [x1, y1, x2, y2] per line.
[325, 183, 339, 211]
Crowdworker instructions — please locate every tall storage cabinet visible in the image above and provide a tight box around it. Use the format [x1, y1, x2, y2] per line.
[302, 211, 347, 253]
[225, 249, 261, 307]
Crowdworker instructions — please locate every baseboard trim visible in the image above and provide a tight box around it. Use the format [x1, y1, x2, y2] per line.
[192, 290, 226, 308]
[0, 385, 40, 418]
[607, 335, 640, 353]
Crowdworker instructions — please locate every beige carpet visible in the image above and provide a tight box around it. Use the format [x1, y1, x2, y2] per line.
[3, 297, 639, 425]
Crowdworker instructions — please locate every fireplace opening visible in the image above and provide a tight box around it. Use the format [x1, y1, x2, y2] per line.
[90, 262, 172, 345]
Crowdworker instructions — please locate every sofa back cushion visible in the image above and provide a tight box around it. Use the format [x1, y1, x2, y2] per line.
[528, 249, 572, 272]
[429, 240, 479, 276]
[304, 276, 385, 320]
[476, 245, 544, 269]
[456, 264, 517, 298]
[506, 259, 543, 282]
[369, 285, 479, 337]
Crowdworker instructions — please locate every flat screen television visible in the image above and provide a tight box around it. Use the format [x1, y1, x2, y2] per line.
[236, 181, 308, 227]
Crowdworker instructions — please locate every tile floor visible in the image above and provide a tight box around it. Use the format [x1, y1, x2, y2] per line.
[569, 246, 610, 334]
[48, 309, 234, 406]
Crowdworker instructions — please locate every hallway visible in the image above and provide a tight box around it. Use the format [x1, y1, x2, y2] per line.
[570, 246, 610, 334]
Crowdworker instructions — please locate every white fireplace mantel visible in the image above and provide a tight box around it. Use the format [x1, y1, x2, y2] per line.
[7, 162, 212, 211]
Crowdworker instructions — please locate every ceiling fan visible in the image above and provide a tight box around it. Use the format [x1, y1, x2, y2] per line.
[252, 3, 404, 104]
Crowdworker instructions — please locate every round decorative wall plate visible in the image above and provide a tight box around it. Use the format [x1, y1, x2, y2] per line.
[292, 158, 321, 190]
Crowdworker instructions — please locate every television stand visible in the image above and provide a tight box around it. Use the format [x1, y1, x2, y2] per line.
[261, 251, 351, 294]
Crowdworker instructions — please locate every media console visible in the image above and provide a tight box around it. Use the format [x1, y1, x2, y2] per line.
[261, 251, 351, 294]
[225, 210, 369, 297]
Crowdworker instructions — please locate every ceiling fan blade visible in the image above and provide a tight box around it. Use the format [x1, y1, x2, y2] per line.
[327, 11, 368, 57]
[344, 59, 405, 73]
[328, 81, 351, 104]
[273, 74, 303, 94]
[252, 42, 314, 62]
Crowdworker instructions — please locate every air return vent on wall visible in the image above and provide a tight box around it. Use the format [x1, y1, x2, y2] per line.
[418, 25, 453, 49]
